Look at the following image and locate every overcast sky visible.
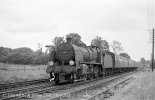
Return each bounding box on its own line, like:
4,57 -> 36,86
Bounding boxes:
0,0 -> 154,61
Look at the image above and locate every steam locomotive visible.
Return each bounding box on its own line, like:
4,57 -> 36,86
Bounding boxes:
46,38 -> 140,84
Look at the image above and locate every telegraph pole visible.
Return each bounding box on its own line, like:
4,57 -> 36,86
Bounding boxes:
152,28 -> 154,72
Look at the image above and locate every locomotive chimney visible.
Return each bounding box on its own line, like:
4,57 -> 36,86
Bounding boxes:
66,37 -> 72,43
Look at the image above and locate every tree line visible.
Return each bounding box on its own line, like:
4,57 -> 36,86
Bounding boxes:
0,33 -> 130,65
49,33 -> 131,58
0,47 -> 49,65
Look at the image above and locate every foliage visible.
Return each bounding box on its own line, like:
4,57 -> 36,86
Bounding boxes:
91,36 -> 109,51
66,33 -> 86,47
0,47 -> 12,63
111,40 -> 123,54
0,46 -> 48,65
33,53 -> 49,65
52,37 -> 65,48
120,52 -> 130,59
7,52 -> 34,64
45,45 -> 55,54
140,58 -> 146,64
14,47 -> 33,54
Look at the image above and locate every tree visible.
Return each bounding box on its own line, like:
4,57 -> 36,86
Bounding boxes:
10,52 -> 34,64
45,45 -> 55,54
52,37 -> 65,48
8,47 -> 34,64
120,52 -> 130,59
0,46 -> 50,65
140,58 -> 146,65
0,47 -> 12,63
33,53 -> 48,65
66,33 -> 86,47
14,47 -> 34,54
111,40 -> 123,54
91,36 -> 109,51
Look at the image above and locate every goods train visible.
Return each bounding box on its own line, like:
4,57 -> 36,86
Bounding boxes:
46,38 -> 140,84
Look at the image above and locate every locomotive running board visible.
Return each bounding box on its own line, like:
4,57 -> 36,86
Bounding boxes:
81,62 -> 102,65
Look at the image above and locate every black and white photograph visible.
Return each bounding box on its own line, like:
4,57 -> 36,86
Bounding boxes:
0,0 -> 154,100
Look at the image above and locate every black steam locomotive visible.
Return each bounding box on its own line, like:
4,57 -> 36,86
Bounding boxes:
46,38 -> 140,84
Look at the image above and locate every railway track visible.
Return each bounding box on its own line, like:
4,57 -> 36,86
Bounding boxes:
0,82 -> 56,100
87,77 -> 133,100
0,71 -> 137,100
0,79 -> 79,100
42,71 -> 136,100
0,78 -> 49,91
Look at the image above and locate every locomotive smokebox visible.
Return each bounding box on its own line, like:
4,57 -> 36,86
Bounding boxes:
66,37 -> 72,43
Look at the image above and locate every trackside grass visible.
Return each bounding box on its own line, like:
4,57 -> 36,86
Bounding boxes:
0,63 -> 49,84
109,70 -> 155,100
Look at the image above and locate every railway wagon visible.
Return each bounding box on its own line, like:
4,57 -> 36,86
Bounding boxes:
102,52 -> 137,74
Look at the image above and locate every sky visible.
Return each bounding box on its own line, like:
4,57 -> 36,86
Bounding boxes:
0,0 -> 154,61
